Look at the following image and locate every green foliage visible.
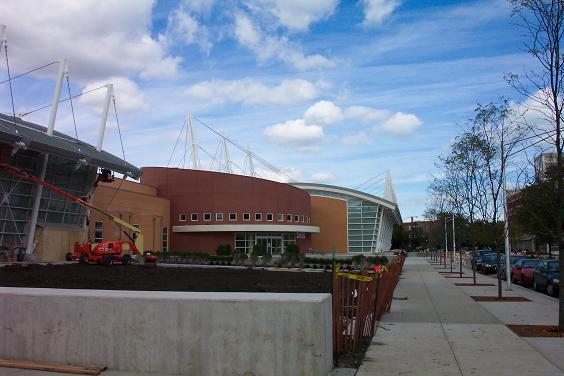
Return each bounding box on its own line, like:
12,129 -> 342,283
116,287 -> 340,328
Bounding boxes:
208,255 -> 233,262
285,244 -> 300,255
262,253 -> 273,264
251,243 -> 266,257
216,244 -> 233,256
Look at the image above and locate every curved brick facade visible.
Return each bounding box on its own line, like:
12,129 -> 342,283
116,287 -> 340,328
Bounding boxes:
141,168 -> 314,253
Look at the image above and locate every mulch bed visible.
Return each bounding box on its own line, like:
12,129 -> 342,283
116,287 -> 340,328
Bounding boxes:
507,325 -> 564,338
0,263 -> 332,293
455,283 -> 495,286
471,296 -> 531,302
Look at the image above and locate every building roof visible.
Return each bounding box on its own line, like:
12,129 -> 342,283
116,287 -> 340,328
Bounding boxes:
292,182 -> 403,224
0,113 -> 141,179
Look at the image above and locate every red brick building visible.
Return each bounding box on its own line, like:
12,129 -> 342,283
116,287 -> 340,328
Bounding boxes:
141,167 -> 319,254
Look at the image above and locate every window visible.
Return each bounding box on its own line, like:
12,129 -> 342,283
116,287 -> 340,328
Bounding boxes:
266,213 -> 273,221
229,213 -> 237,221
162,227 -> 168,252
216,213 -> 223,221
243,213 -> 251,221
277,214 -> 283,221
235,233 -> 255,254
204,213 -> 211,221
307,216 -> 310,223
287,214 -> 292,222
294,215 -> 299,222
94,220 -> 103,243
179,213 -> 186,221
301,215 -> 305,223
191,213 -> 198,221
255,213 -> 262,221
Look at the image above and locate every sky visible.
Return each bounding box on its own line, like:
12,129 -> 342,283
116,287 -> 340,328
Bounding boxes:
0,0 -> 540,219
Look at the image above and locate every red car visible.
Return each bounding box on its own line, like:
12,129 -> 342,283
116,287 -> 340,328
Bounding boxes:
511,259 -> 542,286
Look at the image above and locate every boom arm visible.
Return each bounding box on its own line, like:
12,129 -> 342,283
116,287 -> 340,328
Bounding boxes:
0,163 -> 144,253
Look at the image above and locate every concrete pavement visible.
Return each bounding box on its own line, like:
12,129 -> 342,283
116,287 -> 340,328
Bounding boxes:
356,256 -> 564,376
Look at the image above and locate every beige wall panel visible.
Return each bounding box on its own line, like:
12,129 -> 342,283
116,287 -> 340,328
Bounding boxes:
310,196 -> 348,253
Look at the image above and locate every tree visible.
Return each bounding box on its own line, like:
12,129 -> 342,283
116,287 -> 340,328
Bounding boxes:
473,100 -> 528,298
515,166 -> 563,256
508,0 -> 564,329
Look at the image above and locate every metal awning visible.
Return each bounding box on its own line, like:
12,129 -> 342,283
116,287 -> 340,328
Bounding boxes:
0,113 -> 141,179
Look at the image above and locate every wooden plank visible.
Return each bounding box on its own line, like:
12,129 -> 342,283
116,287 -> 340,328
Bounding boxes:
0,359 -> 106,375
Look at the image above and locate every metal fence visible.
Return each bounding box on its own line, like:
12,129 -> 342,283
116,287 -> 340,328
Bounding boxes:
332,254 -> 406,356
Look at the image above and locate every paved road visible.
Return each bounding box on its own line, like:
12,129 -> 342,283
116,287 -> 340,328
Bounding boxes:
356,256 -> 564,376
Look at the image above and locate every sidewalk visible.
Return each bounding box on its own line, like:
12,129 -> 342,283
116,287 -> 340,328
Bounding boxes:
356,256 -> 564,376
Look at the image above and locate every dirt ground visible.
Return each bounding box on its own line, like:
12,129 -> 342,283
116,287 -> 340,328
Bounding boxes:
0,264 -> 332,293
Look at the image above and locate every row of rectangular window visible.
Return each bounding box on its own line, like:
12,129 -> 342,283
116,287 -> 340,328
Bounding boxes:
179,212 -> 310,224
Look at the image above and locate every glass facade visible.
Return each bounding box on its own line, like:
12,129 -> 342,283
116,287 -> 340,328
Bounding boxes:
0,150 -> 94,246
305,189 -> 384,253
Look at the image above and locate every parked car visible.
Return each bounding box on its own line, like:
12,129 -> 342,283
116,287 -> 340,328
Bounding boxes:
472,250 -> 492,270
500,254 -> 528,280
533,260 -> 560,297
480,253 -> 499,274
511,259 -> 542,286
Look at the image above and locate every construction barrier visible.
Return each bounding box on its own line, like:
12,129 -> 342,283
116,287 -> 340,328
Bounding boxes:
332,253 -> 406,357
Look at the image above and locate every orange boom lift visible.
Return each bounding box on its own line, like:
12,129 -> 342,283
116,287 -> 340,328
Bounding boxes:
0,163 -> 156,265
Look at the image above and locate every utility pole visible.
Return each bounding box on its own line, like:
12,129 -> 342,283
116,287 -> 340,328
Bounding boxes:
502,165 -> 512,290
451,214 -> 455,273
444,216 -> 448,268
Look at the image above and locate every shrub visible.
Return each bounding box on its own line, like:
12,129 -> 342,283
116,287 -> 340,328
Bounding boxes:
285,244 -> 300,255
216,244 -> 233,256
351,254 -> 366,266
262,253 -> 273,265
252,243 -> 266,257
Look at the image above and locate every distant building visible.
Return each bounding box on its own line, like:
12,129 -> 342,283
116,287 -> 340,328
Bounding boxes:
534,152 -> 557,180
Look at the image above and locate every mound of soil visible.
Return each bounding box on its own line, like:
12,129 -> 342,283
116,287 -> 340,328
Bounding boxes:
0,264 -> 332,293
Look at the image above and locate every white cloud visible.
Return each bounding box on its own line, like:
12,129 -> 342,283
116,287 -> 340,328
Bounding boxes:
381,112 -> 422,135
184,78 -> 320,106
80,77 -> 148,114
249,0 -> 338,32
0,0 -> 181,82
161,6 -> 212,53
311,171 -> 336,182
264,119 -> 324,147
345,106 -> 391,123
304,100 -> 344,126
233,12 -> 335,70
255,167 -> 302,183
342,131 -> 372,145
362,0 -> 400,26
234,12 -> 262,46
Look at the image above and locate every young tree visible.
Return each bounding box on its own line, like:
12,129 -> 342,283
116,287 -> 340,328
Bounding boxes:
473,100 -> 528,298
508,0 -> 564,328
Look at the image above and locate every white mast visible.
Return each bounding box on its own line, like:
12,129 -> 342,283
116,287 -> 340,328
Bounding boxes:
25,58 -> 67,254
246,146 -> 255,177
221,132 -> 232,173
0,25 -> 6,55
188,113 -> 200,169
96,84 -> 113,152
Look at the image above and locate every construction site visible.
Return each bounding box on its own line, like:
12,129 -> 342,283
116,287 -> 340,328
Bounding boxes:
0,23 -> 407,376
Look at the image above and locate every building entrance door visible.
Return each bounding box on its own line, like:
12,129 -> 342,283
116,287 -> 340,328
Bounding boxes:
255,235 -> 283,255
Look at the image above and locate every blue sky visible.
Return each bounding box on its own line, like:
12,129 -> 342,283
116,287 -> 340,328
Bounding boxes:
0,0 -> 538,219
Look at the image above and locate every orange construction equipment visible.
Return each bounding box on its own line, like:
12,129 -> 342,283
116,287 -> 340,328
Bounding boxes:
0,163 -> 157,266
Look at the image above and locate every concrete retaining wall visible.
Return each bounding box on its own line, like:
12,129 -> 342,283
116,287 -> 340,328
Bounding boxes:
0,288 -> 333,376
